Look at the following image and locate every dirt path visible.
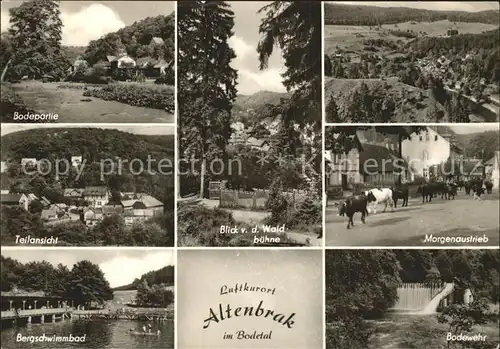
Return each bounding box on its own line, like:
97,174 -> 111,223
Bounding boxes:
325,194 -> 499,246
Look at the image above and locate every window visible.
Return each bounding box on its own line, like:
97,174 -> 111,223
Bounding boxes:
434,135 -> 438,141
419,136 -> 423,141
425,134 -> 430,141
333,153 -> 340,164
423,168 -> 429,178
423,150 -> 429,161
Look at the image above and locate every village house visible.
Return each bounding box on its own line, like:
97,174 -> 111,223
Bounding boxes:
326,136 -> 409,190
83,207 -> 103,227
401,126 -> 463,180
21,158 -> 37,168
150,36 -> 164,45
1,161 -> 6,173
102,205 -> 124,217
460,159 -> 485,180
83,187 -> 109,208
71,156 -> 83,167
485,151 -> 500,189
0,193 -> 29,211
63,188 -> 85,205
41,207 -> 59,221
120,194 -> 164,225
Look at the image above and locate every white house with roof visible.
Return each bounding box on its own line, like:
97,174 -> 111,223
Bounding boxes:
485,151 -> 499,189
71,156 -> 83,167
401,127 -> 461,179
83,186 -> 110,208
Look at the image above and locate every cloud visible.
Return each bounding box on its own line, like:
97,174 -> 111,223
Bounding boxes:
228,35 -> 254,60
1,4 -> 125,46
238,68 -> 286,95
61,4 -> 125,46
99,252 -> 172,288
228,35 -> 286,95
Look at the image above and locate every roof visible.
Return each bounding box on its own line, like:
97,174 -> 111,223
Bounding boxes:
0,194 -> 23,203
106,55 -> 117,62
358,143 -> 407,173
102,205 -> 124,214
154,59 -> 170,68
136,56 -> 156,67
63,188 -> 84,197
84,187 -> 108,196
151,37 -> 164,45
121,196 -> 163,209
41,208 -> 58,219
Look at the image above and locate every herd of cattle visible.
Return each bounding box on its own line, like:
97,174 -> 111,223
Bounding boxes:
336,178 -> 495,229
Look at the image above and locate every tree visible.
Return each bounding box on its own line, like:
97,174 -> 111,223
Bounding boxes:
66,260 -> 113,308
8,0 -> 69,80
178,1 -> 238,198
257,1 -> 321,153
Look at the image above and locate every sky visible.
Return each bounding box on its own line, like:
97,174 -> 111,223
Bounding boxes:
0,1 -> 174,46
227,1 -> 287,95
0,124 -> 174,137
1,248 -> 175,288
333,1 -> 500,12
450,124 -> 499,134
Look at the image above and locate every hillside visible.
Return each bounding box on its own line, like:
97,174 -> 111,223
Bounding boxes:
1,128 -> 174,162
83,13 -> 175,65
454,130 -> 500,160
324,3 -> 500,26
325,77 -> 441,123
232,90 -> 290,124
113,265 -> 174,291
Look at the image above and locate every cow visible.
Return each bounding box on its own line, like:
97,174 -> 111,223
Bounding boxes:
472,185 -> 485,200
338,192 -> 377,229
392,185 -> 409,208
484,180 -> 493,194
445,182 -> 458,199
466,178 -> 483,196
417,183 -> 433,203
364,188 -> 394,213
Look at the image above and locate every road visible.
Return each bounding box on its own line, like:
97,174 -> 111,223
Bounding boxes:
325,193 -> 499,246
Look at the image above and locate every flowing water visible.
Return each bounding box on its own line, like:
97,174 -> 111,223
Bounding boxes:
0,319 -> 174,349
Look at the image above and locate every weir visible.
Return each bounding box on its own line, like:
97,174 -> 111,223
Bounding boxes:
390,282 -> 455,315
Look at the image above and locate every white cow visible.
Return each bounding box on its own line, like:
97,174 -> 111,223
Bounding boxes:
364,188 -> 394,214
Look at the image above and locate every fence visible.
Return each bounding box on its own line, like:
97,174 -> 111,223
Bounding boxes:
219,189 -> 308,210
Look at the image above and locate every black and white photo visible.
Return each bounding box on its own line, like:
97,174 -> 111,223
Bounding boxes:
324,124 -> 499,246
0,248 -> 175,349
325,249 -> 499,349
1,124 -> 174,246
0,1 -> 175,123
177,1 -> 322,247
324,1 -> 500,123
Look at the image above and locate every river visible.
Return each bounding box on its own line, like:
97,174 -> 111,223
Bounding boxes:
0,318 -> 174,349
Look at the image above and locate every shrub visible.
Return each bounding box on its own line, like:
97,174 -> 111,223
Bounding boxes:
0,83 -> 46,122
177,204 -> 235,246
83,83 -> 174,112
288,198 -> 322,226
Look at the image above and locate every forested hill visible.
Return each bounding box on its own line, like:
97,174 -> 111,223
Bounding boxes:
1,128 -> 174,163
324,3 -> 500,26
113,265 -> 174,290
454,130 -> 500,161
83,13 -> 175,65
232,90 -> 291,124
